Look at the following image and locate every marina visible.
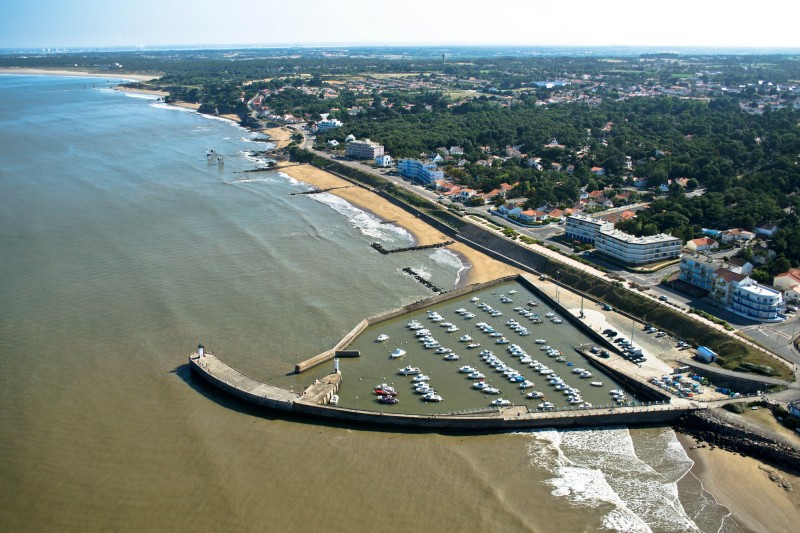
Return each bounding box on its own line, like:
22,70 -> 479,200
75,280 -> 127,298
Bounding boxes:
190,274 -> 707,429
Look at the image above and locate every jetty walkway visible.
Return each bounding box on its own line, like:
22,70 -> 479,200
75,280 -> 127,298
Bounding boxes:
189,348 -> 701,431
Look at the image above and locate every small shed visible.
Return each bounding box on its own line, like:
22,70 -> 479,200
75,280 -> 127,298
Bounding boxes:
696,346 -> 717,363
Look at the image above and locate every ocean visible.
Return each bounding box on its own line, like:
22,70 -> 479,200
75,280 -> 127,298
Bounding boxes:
0,74 -> 739,532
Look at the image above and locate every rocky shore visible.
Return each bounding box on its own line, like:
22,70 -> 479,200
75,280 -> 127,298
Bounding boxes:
675,408 -> 800,471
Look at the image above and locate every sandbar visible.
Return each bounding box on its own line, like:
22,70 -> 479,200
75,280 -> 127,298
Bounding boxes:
277,163 -> 518,286
678,433 -> 800,533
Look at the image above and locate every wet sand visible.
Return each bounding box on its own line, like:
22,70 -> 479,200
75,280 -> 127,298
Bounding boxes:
277,163 -> 518,286
678,433 -> 800,533
0,67 -> 160,82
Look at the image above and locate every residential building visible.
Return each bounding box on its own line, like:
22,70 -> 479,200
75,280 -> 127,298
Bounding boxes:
755,223 -> 779,238
317,118 -> 343,132
595,229 -> 682,265
375,154 -> 393,167
678,257 -> 785,322
720,228 -> 756,244
774,268 -> 800,293
686,237 -> 719,253
565,213 -> 613,243
397,159 -> 444,185
730,279 -> 784,321
518,210 -> 548,223
346,138 -> 384,159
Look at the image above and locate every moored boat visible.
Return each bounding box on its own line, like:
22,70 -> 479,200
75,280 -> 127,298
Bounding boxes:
390,348 -> 407,359
376,334 -> 389,342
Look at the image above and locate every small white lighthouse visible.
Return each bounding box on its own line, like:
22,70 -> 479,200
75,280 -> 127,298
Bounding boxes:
197,343 -> 205,357
334,358 -> 340,374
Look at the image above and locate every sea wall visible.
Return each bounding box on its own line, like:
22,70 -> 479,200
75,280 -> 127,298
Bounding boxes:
292,401 -> 689,430
676,359 -> 786,394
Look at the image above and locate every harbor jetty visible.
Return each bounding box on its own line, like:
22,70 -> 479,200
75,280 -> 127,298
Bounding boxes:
188,274 -> 714,432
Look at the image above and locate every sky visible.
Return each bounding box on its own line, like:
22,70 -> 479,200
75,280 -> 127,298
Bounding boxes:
3,0 -> 799,50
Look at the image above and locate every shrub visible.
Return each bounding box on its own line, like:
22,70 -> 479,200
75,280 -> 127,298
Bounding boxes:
723,402 -> 746,414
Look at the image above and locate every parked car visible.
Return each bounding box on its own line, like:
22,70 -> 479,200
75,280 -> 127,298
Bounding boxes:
602,304 -> 614,311
658,295 -> 669,302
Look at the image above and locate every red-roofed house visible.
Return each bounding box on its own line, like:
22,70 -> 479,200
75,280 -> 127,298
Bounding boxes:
720,228 -> 756,244
547,208 -> 565,221
519,209 -> 549,223
686,237 -> 719,253
774,269 -> 800,294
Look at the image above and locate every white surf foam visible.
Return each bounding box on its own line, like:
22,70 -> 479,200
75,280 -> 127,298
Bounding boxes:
428,248 -> 470,286
522,427 -> 701,533
120,92 -> 160,101
308,192 -> 414,242
230,176 -> 280,185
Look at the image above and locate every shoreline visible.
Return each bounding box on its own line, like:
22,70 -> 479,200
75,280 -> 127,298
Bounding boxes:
677,432 -> 800,533
0,67 -> 160,82
276,163 -> 518,286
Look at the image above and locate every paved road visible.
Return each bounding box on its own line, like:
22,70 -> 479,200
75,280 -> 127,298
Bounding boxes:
285,126 -> 800,379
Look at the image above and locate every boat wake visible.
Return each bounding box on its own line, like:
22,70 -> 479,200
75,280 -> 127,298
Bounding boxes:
520,427 -> 702,533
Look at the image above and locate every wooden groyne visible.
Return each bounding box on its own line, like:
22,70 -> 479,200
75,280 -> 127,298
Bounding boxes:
402,267 -> 444,294
370,240 -> 454,255
289,186 -> 353,196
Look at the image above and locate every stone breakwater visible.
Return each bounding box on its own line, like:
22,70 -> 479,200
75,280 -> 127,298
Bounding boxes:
675,409 -> 800,471
370,241 -> 454,255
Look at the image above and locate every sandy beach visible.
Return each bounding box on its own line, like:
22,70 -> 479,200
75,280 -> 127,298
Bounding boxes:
277,163 -> 518,286
0,67 -> 160,82
678,433 -> 800,533
258,126 -> 294,149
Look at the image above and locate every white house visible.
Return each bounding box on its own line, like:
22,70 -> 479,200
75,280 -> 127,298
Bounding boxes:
755,223 -> 779,238
375,154 -> 393,167
327,139 -> 339,147
686,237 -> 719,253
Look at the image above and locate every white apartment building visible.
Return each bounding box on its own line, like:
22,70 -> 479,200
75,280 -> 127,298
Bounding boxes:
397,158 -> 444,185
317,118 -> 343,132
564,213 -> 613,242
595,229 -> 682,265
345,138 -> 384,159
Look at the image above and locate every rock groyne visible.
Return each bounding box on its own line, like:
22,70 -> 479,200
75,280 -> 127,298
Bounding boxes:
675,409 -> 800,471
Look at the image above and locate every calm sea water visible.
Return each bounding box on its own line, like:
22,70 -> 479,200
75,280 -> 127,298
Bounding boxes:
0,75 -> 738,532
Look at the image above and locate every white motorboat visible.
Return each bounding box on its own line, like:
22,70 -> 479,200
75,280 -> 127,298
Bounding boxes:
590,381 -> 604,387
329,394 -> 339,406
440,322 -> 454,328
508,290 -> 518,295
473,381 -> 489,390
572,367 -> 585,374
535,339 -> 547,344
446,325 -> 459,332
609,389 -> 624,396
412,374 -> 431,382
458,365 -> 476,373
398,366 -> 421,375
466,342 -> 481,349
463,313 -> 476,319
495,337 -> 509,344
468,371 -> 486,380
414,384 -> 434,394
483,386 -> 501,394
443,353 -> 461,361
526,391 -> 545,399
545,312 -> 555,318
491,398 -> 512,407
421,392 -> 443,402
415,329 -> 431,337
579,370 -> 593,378
390,348 -> 407,359
538,402 -> 556,410
423,342 -> 440,349
519,380 -> 535,389
376,334 -> 389,342
459,335 -> 474,342
470,297 -> 479,302
552,318 -> 563,324
455,308 -> 468,314
435,347 -> 452,354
